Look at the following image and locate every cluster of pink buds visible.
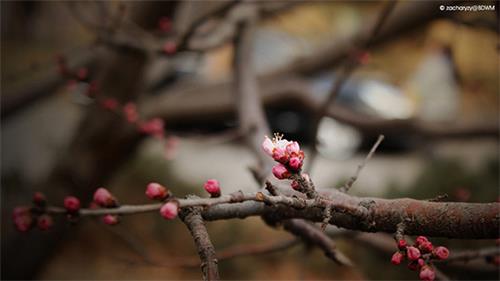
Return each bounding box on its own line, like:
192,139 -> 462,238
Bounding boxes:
144,182 -> 178,220
55,54 -> 99,99
55,54 -> 175,160
203,179 -> 221,198
13,192 -> 55,232
262,134 -> 305,180
93,188 -> 120,225
391,236 -> 449,281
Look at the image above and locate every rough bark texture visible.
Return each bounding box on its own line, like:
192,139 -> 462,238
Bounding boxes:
180,207 -> 220,281
202,190 -> 500,239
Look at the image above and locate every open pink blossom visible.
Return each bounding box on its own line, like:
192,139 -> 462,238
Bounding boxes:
160,201 -> 178,220
146,182 -> 169,200
204,179 -> 221,197
262,136 -> 274,156
272,164 -> 290,180
286,141 -> 300,155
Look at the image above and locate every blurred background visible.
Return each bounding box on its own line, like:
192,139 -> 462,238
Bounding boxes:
1,1 -> 499,280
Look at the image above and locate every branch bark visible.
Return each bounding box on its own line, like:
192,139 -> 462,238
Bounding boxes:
180,207 -> 220,281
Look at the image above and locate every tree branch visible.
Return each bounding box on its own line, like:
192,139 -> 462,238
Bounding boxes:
45,189 -> 499,239
179,206 -> 220,281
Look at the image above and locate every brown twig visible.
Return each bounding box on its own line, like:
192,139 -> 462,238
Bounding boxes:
283,219 -> 353,266
339,134 -> 385,193
179,206 -> 220,281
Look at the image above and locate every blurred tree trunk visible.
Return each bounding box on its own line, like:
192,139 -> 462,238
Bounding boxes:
1,2 -> 178,279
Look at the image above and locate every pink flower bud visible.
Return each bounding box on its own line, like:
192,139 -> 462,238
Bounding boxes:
138,118 -> 164,138
93,188 -> 117,208
123,102 -> 138,123
86,80 -> 99,97
33,192 -> 46,206
417,258 -> 425,267
145,182 -> 169,200
88,202 -> 99,209
101,98 -> 118,111
158,16 -> 171,32
391,251 -> 405,265
272,147 -> 288,164
64,196 -> 81,213
291,180 -> 300,191
102,214 -> 119,225
160,201 -> 178,220
419,241 -> 434,253
37,214 -> 53,231
163,41 -> 177,55
288,156 -> 303,171
204,179 -> 221,197
397,239 -> 407,250
286,141 -> 300,155
407,246 -> 421,261
419,266 -> 435,281
14,213 -> 32,232
272,164 -> 290,180
415,236 -> 429,246
12,206 -> 29,219
432,246 -> 449,260
77,67 -> 88,80
262,136 -> 274,157
407,260 -> 419,271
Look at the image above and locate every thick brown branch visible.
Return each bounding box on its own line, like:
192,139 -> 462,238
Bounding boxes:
179,207 -> 220,281
47,189 -> 499,239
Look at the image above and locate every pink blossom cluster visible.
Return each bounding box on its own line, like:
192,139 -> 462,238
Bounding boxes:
262,134 -> 305,180
144,182 -> 178,220
391,236 -> 450,281
92,188 -> 120,225
13,192 -> 55,232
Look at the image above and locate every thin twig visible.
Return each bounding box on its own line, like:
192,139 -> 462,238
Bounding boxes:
339,134 -> 385,193
306,1 -> 397,172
